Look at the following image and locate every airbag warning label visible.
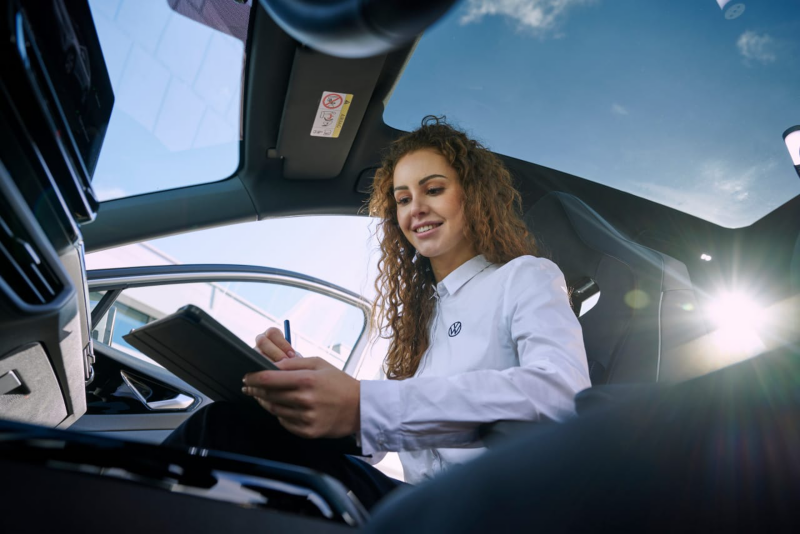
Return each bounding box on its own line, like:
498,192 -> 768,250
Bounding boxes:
311,91 -> 353,138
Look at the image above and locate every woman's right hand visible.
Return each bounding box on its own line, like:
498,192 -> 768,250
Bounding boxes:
254,327 -> 300,363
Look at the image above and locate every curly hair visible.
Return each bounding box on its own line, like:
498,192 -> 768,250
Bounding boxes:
367,116 -> 537,380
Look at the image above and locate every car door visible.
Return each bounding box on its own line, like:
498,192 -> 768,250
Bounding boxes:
70,264 -> 373,445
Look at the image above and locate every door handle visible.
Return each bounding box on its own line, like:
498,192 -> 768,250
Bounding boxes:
144,393 -> 195,411
120,370 -> 196,411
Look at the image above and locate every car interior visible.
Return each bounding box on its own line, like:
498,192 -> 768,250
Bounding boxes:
1,0 -> 799,531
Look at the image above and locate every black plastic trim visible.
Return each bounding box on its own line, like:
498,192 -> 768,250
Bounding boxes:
0,159 -> 74,314
89,287 -> 121,330
82,177 -> 257,253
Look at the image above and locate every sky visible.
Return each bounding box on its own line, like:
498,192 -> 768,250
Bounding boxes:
385,0 -> 800,228
87,0 -> 243,201
85,0 -> 800,292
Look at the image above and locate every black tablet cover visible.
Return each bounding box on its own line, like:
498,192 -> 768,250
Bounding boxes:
123,305 -> 278,403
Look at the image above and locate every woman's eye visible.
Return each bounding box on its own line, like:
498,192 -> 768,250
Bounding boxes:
396,197 -> 410,205
427,187 -> 444,195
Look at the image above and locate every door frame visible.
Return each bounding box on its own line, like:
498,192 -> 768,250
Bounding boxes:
72,264 -> 374,441
87,263 -> 374,376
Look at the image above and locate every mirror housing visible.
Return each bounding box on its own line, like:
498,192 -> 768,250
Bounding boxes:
259,0 -> 460,58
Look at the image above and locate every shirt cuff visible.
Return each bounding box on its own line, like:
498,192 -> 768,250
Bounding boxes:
359,379 -> 403,455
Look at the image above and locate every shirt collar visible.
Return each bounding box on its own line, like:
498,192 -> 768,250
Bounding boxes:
436,255 -> 492,297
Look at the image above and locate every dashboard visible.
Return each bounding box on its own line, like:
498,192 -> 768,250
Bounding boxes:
0,0 -> 112,428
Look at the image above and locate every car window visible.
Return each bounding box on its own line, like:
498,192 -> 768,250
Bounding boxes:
87,0 -> 251,201
91,296 -> 154,354
86,216 -> 386,375
91,280 -> 367,371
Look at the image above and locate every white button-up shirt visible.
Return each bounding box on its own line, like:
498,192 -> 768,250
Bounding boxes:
359,254 -> 591,484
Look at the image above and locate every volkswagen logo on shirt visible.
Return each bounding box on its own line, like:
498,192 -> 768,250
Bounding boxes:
448,321 -> 462,337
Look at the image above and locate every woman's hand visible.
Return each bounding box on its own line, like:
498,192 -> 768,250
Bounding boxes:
254,327 -> 300,362
242,357 -> 360,439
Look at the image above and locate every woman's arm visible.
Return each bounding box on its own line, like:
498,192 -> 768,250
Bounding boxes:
358,258 -> 591,455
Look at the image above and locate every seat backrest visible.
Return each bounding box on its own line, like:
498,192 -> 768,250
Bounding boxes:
524,192 -> 710,384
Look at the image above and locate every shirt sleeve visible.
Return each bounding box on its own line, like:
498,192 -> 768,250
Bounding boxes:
358,257 -> 591,456
353,365 -> 389,464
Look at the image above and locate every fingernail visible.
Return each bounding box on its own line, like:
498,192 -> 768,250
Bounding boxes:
241,387 -> 248,395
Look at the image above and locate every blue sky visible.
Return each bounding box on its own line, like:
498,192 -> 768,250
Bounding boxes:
88,0 -> 243,200
385,0 -> 800,228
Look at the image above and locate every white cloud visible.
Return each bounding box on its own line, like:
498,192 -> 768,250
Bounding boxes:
460,0 -> 594,35
627,158 -> 779,227
737,31 -> 776,64
611,103 -> 629,116
701,159 -> 754,201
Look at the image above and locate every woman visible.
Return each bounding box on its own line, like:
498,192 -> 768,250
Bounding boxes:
165,116 -> 590,508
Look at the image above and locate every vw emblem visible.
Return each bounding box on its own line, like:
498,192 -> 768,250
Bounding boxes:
448,321 -> 462,337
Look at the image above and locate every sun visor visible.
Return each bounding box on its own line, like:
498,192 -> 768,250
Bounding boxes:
275,48 -> 384,180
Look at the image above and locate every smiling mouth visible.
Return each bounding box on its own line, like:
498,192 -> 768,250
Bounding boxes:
415,223 -> 442,234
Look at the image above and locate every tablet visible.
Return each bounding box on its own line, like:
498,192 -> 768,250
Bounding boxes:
123,304 -> 278,403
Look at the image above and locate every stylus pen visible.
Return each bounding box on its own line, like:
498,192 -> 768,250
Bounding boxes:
283,319 -> 291,345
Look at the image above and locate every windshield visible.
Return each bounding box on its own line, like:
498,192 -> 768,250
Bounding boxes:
385,0 -> 800,228
88,0 -> 251,201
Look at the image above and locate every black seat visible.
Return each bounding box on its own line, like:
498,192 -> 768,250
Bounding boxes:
481,192 -> 712,445
524,192 -> 711,385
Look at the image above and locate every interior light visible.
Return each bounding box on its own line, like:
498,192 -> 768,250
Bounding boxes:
707,292 -> 766,356
784,126 -> 800,179
716,0 -> 745,19
700,254 -> 712,262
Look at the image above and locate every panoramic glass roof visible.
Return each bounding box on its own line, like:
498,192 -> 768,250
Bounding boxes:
88,0 -> 251,201
385,0 -> 800,228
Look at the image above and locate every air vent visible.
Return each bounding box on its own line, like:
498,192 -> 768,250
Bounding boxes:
0,196 -> 63,305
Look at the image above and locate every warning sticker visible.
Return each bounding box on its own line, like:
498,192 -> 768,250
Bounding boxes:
310,91 -> 353,138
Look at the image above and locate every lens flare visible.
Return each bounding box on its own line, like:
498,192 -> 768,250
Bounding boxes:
707,292 -> 766,356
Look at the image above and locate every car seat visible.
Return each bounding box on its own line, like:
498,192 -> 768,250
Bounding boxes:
481,192 -> 713,445
524,192 -> 711,385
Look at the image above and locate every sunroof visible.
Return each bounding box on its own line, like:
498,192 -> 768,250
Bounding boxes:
385,0 -> 800,228
88,0 -> 251,201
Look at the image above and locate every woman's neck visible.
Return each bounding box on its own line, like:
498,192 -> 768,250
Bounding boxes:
430,248 -> 479,283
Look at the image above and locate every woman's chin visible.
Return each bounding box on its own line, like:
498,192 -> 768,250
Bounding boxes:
414,246 -> 438,259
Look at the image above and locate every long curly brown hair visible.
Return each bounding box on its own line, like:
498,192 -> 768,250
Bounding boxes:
367,116 -> 537,380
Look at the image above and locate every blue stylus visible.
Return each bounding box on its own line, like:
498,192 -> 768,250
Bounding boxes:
283,319 -> 291,345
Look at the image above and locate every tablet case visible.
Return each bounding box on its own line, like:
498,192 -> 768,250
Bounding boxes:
123,305 -> 277,403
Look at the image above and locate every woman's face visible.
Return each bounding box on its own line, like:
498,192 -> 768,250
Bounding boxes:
393,149 -> 476,277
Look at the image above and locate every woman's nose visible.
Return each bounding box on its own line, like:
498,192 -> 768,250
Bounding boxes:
409,195 -> 428,216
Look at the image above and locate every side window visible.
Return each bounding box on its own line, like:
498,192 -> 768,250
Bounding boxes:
90,280 -> 367,371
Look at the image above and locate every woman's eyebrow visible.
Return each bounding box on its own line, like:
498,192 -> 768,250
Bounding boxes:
393,174 -> 448,192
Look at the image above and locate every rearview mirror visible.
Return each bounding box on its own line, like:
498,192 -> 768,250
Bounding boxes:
259,0 -> 460,58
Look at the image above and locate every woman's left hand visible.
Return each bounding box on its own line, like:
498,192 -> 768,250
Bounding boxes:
242,357 -> 360,439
